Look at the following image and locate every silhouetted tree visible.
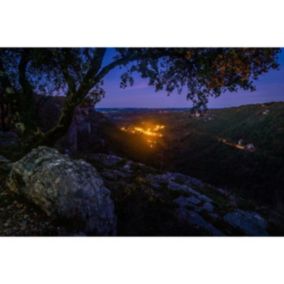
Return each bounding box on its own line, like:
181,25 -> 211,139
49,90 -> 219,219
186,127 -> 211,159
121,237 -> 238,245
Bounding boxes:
0,48 -> 280,148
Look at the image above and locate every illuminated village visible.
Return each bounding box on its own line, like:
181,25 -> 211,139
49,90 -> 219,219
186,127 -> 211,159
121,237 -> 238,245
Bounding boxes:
120,123 -> 165,148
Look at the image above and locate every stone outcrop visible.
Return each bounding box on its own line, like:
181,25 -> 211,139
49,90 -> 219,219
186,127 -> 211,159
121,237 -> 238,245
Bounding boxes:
87,153 -> 272,236
224,210 -> 268,236
7,147 -> 116,235
2,148 -> 276,236
64,107 -> 118,154
36,96 -> 117,154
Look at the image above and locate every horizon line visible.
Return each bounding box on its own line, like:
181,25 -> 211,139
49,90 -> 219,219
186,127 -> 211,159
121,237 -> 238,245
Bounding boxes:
96,101 -> 284,110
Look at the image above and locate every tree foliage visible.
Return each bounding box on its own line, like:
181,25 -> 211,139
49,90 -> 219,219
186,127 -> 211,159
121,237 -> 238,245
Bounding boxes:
0,48 -> 280,148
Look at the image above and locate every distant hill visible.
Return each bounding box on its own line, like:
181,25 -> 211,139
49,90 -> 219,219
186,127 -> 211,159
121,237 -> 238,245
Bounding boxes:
167,103 -> 284,208
104,102 -> 284,211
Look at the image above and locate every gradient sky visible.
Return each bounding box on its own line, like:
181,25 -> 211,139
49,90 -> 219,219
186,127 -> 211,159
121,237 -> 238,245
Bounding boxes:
97,48 -> 284,108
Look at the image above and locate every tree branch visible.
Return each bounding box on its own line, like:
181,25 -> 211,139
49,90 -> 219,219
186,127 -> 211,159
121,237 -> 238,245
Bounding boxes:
94,49 -> 185,83
18,49 -> 34,96
77,48 -> 107,94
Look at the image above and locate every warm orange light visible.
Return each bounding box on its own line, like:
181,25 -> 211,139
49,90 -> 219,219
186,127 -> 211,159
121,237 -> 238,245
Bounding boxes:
218,137 -> 256,152
120,123 -> 165,148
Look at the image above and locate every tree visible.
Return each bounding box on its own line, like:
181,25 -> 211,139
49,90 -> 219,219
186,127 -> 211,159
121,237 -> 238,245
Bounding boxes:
0,48 -> 280,149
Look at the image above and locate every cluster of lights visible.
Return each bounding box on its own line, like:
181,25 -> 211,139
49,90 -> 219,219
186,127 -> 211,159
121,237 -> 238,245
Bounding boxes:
120,124 -> 165,148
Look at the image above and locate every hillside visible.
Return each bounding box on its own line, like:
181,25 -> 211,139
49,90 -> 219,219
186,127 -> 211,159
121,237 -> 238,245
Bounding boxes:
104,102 -> 284,211
0,102 -> 283,235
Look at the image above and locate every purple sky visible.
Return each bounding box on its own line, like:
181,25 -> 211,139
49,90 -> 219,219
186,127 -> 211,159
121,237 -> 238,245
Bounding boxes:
97,49 -> 284,109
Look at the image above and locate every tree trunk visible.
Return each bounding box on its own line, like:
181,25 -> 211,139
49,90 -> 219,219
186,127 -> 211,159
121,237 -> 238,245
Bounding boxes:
18,51 -> 38,132
25,91 -> 85,152
24,49 -> 107,152
37,102 -> 77,147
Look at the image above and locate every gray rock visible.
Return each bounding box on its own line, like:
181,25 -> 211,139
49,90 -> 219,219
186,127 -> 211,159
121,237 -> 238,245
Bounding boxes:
101,169 -> 131,180
187,196 -> 202,205
91,153 -> 123,168
7,147 -> 116,235
165,172 -> 204,187
168,180 -> 192,193
122,162 -> 132,172
168,181 -> 212,202
145,174 -> 171,189
192,191 -> 212,203
175,196 -> 201,207
183,176 -> 204,188
201,202 -> 214,213
167,172 -> 204,187
178,209 -> 224,236
145,174 -> 214,205
174,195 -> 222,235
223,210 -> 268,236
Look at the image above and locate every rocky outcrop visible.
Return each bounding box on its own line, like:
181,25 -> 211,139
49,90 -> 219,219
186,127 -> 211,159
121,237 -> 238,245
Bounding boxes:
36,96 -> 118,154
2,149 -> 276,236
7,147 -> 116,235
224,210 -> 268,236
87,153 -> 272,236
64,109 -> 118,154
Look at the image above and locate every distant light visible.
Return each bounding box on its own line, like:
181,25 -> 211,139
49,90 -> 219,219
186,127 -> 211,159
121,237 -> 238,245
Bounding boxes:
120,123 -> 166,148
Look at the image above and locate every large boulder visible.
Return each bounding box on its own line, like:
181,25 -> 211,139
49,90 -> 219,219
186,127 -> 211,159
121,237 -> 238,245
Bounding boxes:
7,147 -> 116,235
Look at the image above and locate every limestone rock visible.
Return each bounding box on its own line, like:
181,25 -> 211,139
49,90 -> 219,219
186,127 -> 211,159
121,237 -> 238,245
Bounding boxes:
7,147 -> 116,235
93,153 -> 123,168
202,202 -> 214,213
177,209 -> 224,236
223,210 -> 268,236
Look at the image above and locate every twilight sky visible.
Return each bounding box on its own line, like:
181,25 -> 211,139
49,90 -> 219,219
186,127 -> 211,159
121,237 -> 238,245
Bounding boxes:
97,48 -> 284,109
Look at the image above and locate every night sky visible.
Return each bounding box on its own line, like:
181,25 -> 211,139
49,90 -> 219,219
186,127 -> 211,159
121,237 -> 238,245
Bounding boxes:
97,48 -> 284,109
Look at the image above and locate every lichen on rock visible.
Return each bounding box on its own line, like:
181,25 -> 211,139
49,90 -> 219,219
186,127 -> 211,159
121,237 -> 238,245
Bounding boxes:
7,146 -> 116,235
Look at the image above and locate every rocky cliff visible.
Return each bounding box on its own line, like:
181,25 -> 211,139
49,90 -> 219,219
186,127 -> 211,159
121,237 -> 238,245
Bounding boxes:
36,96 -> 118,154
85,153 -> 272,236
0,147 -> 282,236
